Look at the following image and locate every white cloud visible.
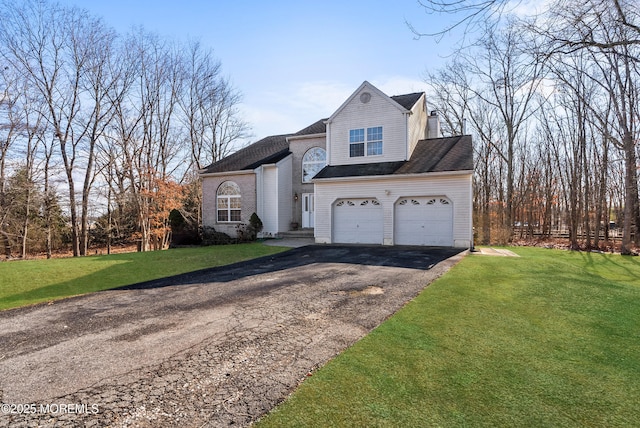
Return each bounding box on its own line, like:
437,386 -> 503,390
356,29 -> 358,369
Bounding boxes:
289,81 -> 354,115
242,81 -> 352,141
239,104 -> 299,142
504,0 -> 553,18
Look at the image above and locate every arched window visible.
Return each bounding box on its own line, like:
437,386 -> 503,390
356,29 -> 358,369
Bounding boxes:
217,181 -> 241,222
302,147 -> 327,183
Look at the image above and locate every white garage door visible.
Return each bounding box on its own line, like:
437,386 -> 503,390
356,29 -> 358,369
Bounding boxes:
333,198 -> 383,244
395,197 -> 453,246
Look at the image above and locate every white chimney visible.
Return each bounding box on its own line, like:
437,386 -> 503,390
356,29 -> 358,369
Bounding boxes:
427,110 -> 441,139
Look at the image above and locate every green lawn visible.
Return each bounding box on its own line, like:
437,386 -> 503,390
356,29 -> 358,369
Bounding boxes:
0,243 -> 287,311
257,247 -> 640,427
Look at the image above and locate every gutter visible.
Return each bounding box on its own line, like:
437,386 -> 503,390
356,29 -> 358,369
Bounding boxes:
286,132 -> 326,142
312,169 -> 474,183
198,169 -> 255,178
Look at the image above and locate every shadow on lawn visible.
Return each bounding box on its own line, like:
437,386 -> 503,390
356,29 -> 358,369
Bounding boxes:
113,245 -> 464,291
0,245 -> 463,311
579,251 -> 640,284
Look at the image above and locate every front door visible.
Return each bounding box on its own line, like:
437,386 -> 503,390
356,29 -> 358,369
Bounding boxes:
302,193 -> 314,228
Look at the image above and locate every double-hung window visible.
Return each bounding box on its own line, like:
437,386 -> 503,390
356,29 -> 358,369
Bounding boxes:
367,126 -> 383,156
349,128 -> 365,157
349,126 -> 382,157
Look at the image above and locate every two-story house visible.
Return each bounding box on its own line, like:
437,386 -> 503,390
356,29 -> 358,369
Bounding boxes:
199,81 -> 473,248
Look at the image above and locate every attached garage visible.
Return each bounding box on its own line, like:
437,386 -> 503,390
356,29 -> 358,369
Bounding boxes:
333,198 -> 383,244
313,135 -> 473,248
394,196 -> 454,246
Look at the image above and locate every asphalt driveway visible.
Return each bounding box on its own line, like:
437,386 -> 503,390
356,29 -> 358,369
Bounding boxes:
0,245 -> 464,427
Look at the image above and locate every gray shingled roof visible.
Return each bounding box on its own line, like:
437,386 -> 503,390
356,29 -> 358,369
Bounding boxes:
293,118 -> 327,136
200,91 -> 428,175
200,134 -> 291,174
396,135 -> 473,174
390,92 -> 423,110
313,135 -> 473,179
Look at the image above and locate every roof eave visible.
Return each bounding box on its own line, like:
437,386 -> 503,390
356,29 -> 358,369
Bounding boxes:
199,169 -> 255,178
313,169 -> 474,182
286,132 -> 327,142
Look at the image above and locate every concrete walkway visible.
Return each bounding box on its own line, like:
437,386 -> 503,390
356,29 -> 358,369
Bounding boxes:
262,237 -> 315,248
474,247 -> 520,257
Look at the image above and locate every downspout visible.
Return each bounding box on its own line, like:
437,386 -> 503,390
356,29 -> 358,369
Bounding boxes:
469,174 -> 474,251
325,120 -> 331,164
255,165 -> 264,224
404,112 -> 409,160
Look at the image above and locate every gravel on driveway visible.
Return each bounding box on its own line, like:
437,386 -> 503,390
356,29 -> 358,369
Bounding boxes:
0,245 -> 464,427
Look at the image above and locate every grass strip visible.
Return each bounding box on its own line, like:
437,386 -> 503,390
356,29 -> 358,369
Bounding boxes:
0,243 -> 287,311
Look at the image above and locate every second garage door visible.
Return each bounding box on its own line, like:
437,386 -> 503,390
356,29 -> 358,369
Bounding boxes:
333,198 -> 383,244
395,197 -> 453,246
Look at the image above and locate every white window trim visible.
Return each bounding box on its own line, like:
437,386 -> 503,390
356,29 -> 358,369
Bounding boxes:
302,147 -> 327,183
349,126 -> 383,158
217,182 -> 242,223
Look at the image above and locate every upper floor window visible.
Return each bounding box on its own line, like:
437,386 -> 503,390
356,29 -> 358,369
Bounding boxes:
217,181 -> 241,222
349,126 -> 383,157
367,126 -> 383,156
302,147 -> 327,183
349,129 -> 364,157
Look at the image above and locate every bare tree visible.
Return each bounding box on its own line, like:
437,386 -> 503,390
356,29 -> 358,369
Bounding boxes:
74,19 -> 123,256
539,0 -> 640,56
425,59 -> 471,136
408,0 -> 510,42
0,0 -> 118,256
114,29 -> 186,251
180,41 -> 250,171
1,0 -> 250,256
0,65 -> 19,257
413,0 -> 640,50
542,0 -> 640,253
463,22 -> 546,236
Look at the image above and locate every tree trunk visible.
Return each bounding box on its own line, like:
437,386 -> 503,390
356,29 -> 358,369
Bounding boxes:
621,131 -> 638,255
1,230 -> 11,259
582,136 -> 591,250
20,199 -> 29,259
593,138 -> 608,249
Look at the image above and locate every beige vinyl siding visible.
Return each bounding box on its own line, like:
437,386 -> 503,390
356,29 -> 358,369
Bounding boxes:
314,173 -> 472,248
276,155 -> 293,232
255,155 -> 293,237
259,165 -> 278,235
407,94 -> 428,157
328,89 -> 408,165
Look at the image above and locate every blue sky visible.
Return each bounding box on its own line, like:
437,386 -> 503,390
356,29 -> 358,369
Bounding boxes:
57,0 -> 461,143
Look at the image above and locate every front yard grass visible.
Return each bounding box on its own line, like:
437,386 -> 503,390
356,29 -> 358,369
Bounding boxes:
258,247 -> 640,427
0,243 -> 287,311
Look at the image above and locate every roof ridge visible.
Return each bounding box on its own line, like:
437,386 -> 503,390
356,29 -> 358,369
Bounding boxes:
390,91 -> 423,97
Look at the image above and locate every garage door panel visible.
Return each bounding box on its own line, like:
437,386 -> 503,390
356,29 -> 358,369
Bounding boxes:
395,197 -> 453,246
333,199 -> 383,244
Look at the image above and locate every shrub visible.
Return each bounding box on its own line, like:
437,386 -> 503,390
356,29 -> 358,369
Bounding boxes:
235,213 -> 264,242
249,212 -> 263,237
201,226 -> 233,245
